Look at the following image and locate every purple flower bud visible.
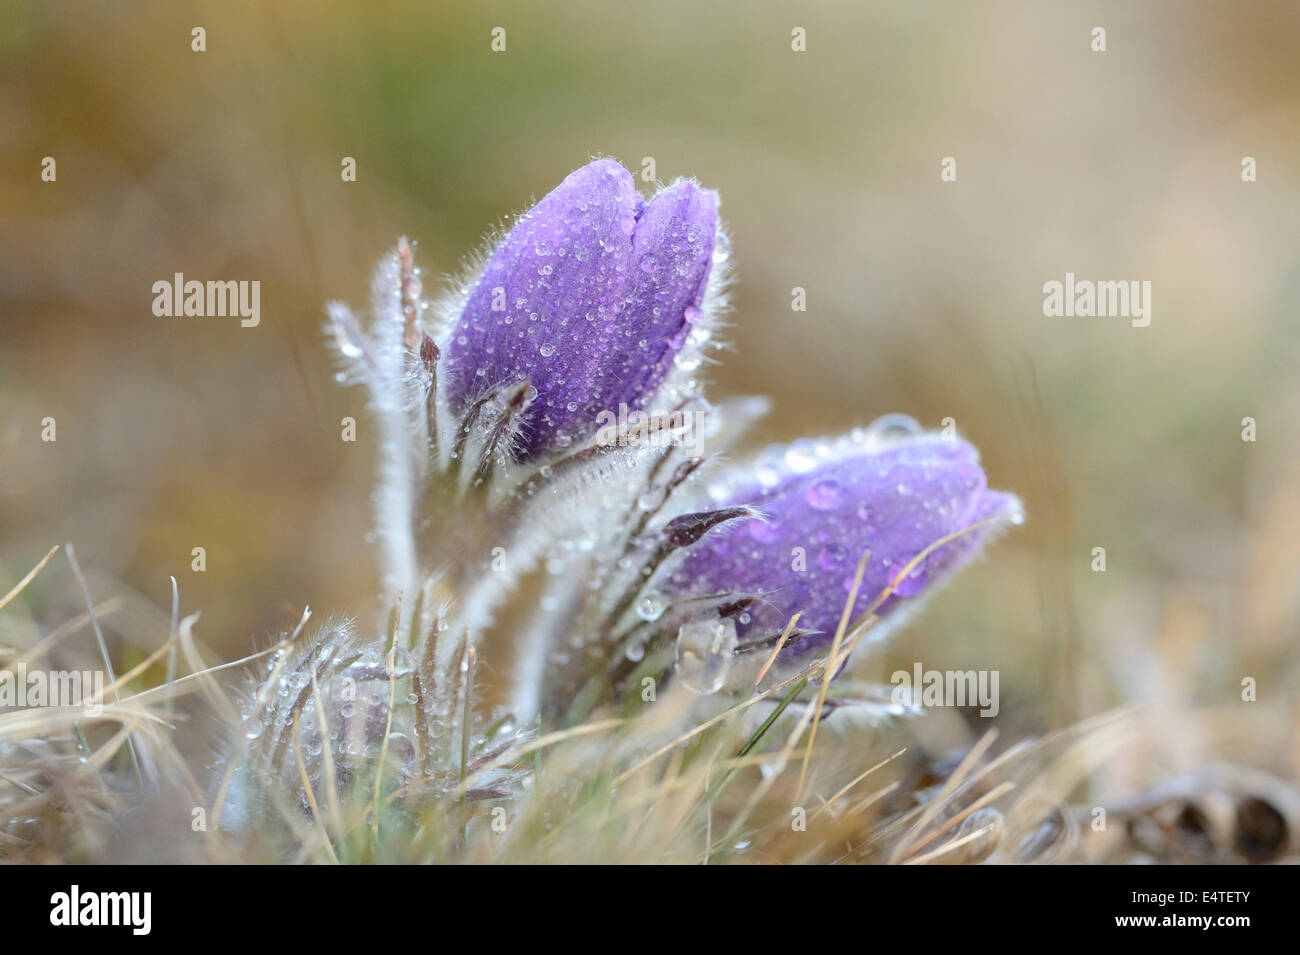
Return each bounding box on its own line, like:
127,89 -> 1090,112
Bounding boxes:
443,159 -> 719,459
665,433 -> 1021,652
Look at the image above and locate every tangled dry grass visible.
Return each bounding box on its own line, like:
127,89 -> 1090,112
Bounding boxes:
3,543 -> 1294,865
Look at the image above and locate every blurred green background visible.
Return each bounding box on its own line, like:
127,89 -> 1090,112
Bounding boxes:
2,1 -> 1298,783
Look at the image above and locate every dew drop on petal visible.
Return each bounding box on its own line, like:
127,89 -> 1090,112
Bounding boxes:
756,463 -> 782,488
805,478 -> 843,511
863,413 -> 922,449
785,439 -> 818,473
818,544 -> 848,570
891,554 -> 929,596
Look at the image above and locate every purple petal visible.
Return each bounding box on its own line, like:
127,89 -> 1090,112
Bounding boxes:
444,159 -> 638,455
600,180 -> 718,414
443,159 -> 719,459
664,435 -> 1021,652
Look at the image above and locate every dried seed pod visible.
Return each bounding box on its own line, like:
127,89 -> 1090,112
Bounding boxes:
1234,796 -> 1288,863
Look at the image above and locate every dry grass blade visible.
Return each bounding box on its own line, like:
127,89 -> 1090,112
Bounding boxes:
8,598 -> 121,670
796,550 -> 869,799
0,545 -> 59,614
903,822 -> 998,865
889,728 -> 1000,863
613,661 -> 822,787
754,612 -> 800,688
308,668 -> 345,839
810,748 -> 907,822
293,710 -> 339,864
900,780 -> 1016,861
453,718 -> 625,800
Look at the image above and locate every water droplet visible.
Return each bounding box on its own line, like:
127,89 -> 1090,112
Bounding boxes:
636,591 -> 668,621
638,252 -> 659,273
956,807 -> 1003,862
712,233 -> 731,264
333,326 -> 363,359
805,478 -> 843,511
687,326 -> 711,347
243,717 -> 264,740
756,462 -> 782,488
683,305 -> 702,324
539,342 -> 556,357
891,554 -> 929,596
785,439 -> 818,473
675,617 -> 738,695
818,544 -> 848,570
863,413 -> 922,448
624,641 -> 646,663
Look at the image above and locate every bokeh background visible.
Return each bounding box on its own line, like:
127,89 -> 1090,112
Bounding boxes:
3,1 -> 1299,796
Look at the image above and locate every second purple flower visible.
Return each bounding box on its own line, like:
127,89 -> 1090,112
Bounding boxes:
664,428 -> 1022,654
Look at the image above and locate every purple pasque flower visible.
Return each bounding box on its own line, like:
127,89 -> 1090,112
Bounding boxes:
664,426 -> 1021,653
443,158 -> 719,460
